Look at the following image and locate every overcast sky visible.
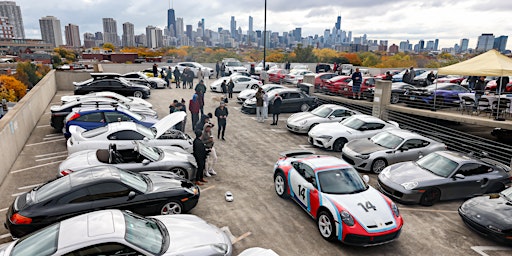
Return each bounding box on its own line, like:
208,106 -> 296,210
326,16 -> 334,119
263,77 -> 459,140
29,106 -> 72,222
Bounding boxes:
14,0 -> 511,49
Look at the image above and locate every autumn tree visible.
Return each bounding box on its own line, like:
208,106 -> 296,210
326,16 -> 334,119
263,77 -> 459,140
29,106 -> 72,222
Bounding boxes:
53,48 -> 77,63
359,52 -> 381,67
14,62 -> 50,89
0,75 -> 27,101
291,44 -> 317,63
102,43 -> 115,51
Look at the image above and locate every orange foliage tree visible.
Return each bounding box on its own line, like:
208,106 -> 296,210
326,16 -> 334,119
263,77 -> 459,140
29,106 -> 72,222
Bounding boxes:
340,53 -> 362,66
0,75 -> 27,101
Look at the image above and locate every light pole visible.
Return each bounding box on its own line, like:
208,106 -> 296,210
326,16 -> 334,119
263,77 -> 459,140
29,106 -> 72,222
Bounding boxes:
263,0 -> 267,69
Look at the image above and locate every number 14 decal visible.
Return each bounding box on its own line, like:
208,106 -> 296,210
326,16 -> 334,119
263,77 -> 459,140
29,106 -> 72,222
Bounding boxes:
298,185 -> 306,200
358,201 -> 377,212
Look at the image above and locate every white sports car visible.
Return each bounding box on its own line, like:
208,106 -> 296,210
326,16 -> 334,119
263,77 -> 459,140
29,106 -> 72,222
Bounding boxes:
210,75 -> 262,93
67,112 -> 191,154
308,114 -> 400,152
61,91 -> 153,109
123,71 -> 167,88
237,84 -> 286,103
273,151 -> 403,246
175,62 -> 214,78
286,104 -> 360,133
284,69 -> 315,84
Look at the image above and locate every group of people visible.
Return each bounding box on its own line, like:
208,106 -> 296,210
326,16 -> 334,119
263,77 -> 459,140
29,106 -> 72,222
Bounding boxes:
219,79 -> 235,99
402,66 -> 416,85
162,66 -> 206,89
254,87 -> 283,125
215,61 -> 227,78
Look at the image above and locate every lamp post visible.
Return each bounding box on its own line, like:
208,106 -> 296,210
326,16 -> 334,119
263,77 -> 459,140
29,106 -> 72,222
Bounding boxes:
263,0 -> 267,69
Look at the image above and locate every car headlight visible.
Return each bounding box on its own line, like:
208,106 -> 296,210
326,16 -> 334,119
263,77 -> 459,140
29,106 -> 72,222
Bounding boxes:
356,154 -> 370,159
184,187 -> 198,195
401,181 -> 418,190
299,120 -> 308,125
212,243 -> 229,254
391,202 -> 400,217
317,135 -> 332,140
487,225 -> 502,233
341,210 -> 355,226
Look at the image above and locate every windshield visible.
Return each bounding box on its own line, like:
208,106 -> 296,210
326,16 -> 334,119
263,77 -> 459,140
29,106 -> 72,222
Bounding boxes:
11,223 -> 59,255
311,105 -> 333,118
124,212 -> 164,254
36,176 -> 71,202
123,109 -> 143,121
371,132 -> 404,149
120,170 -> 148,192
341,116 -> 365,130
82,126 -> 109,138
137,143 -> 161,161
137,125 -> 156,139
227,62 -> 243,67
416,152 -> 458,178
318,168 -> 368,194
138,72 -> 149,79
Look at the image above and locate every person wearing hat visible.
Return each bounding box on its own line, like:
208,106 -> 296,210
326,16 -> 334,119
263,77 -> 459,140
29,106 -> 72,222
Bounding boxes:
215,101 -> 228,140
192,129 -> 208,185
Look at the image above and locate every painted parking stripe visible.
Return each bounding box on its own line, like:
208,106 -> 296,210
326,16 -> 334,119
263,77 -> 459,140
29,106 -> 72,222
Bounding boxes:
471,246 -> 512,256
0,234 -> 12,240
0,208 -> 7,212
25,138 -> 65,146
200,185 -> 215,192
10,160 -> 63,174
44,133 -> 62,138
399,207 -> 458,214
36,124 -> 51,128
18,184 -> 42,190
232,231 -> 252,244
43,137 -> 64,141
35,155 -> 68,162
11,192 -> 25,197
35,151 -> 68,158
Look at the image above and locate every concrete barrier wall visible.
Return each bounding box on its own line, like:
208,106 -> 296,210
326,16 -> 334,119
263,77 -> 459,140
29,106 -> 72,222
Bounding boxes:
55,70 -> 93,91
0,70 -> 57,181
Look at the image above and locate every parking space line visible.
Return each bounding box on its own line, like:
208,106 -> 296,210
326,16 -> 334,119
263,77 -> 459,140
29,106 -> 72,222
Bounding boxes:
36,155 -> 68,162
18,184 -> 42,190
201,185 -> 215,192
44,133 -> 62,138
399,207 -> 458,214
10,161 -> 63,174
43,137 -> 64,141
471,246 -> 512,256
36,124 -> 51,128
0,208 -> 7,212
0,234 -> 11,240
299,144 -> 315,149
232,231 -> 252,245
35,151 -> 68,158
11,192 -> 25,197
25,138 -> 65,146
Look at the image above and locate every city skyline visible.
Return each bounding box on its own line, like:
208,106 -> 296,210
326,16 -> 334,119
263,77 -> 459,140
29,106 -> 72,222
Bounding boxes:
5,0 -> 512,50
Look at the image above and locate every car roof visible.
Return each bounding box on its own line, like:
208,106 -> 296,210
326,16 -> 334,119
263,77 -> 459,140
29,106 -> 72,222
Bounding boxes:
383,129 -> 435,141
349,114 -> 385,123
58,209 -> 126,250
432,151 -> 478,164
296,155 -> 352,172
317,104 -> 352,111
69,166 -> 120,188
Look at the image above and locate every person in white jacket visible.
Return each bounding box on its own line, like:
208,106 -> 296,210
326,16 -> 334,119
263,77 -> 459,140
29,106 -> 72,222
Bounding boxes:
262,91 -> 269,120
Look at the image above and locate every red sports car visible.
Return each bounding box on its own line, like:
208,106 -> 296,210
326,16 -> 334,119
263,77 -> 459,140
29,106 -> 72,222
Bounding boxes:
268,69 -> 289,84
338,77 -> 376,98
323,76 -> 352,94
315,73 -> 338,89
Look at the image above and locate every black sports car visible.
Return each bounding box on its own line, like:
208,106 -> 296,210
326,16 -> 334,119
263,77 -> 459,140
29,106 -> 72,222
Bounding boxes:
5,165 -> 199,238
363,82 -> 417,104
459,187 -> 512,245
241,88 -> 318,114
74,77 -> 151,99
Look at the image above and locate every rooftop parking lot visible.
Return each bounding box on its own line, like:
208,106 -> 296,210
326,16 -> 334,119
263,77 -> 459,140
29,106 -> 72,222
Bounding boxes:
0,79 -> 511,255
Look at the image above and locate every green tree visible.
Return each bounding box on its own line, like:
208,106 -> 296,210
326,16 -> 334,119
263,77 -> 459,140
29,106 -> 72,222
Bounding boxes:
359,52 -> 381,67
103,43 -> 115,51
14,62 -> 49,89
291,44 -> 317,63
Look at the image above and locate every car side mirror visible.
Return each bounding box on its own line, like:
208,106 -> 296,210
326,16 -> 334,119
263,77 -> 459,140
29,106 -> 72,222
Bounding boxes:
363,175 -> 370,183
328,115 -> 335,120
128,191 -> 136,199
142,159 -> 150,165
454,173 -> 465,180
401,146 -> 409,152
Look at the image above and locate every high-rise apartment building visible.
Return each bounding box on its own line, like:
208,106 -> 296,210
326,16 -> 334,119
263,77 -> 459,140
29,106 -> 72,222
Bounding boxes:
102,18 -> 119,46
459,38 -> 469,53
0,1 -> 24,38
167,8 -> 176,36
64,23 -> 80,47
230,16 -> 236,39
39,16 -> 62,47
493,35 -> 508,53
476,33 -> 494,52
146,26 -> 163,48
0,16 -> 14,39
248,16 -> 253,42
122,22 -> 135,47
176,17 -> 184,37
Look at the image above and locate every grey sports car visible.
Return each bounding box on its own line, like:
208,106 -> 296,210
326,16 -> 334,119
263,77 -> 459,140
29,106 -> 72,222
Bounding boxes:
342,130 -> 446,173
286,104 -> 360,133
59,141 -> 197,180
378,151 -> 511,206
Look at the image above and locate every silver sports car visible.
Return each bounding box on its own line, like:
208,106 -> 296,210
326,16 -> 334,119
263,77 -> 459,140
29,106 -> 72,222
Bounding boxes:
342,130 -> 446,173
286,104 -> 360,133
59,141 -> 197,180
378,151 -> 511,206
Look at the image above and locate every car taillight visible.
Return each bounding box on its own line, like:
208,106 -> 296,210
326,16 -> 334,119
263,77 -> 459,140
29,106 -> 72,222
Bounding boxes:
10,213 -> 32,224
60,169 -> 74,176
68,113 -> 80,121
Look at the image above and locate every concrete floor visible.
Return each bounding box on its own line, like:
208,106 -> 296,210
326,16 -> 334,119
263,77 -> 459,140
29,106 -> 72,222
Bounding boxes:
0,79 -> 511,255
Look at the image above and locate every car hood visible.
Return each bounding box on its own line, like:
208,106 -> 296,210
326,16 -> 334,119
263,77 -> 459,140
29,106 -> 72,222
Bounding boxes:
287,112 -> 317,123
345,139 -> 388,154
59,150 -> 97,172
325,187 -> 397,231
239,89 -> 257,98
162,150 -> 197,167
143,172 -> 192,192
383,162 -> 444,185
153,112 -> 187,138
153,215 -> 231,254
461,194 -> 512,228
309,122 -> 350,136
128,106 -> 157,118
128,97 -> 153,108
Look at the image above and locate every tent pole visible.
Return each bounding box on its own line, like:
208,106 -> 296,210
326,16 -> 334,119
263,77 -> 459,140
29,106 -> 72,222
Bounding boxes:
495,76 -> 503,120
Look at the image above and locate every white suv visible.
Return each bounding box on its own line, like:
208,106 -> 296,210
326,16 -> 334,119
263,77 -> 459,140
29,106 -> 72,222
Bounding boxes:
223,59 -> 248,75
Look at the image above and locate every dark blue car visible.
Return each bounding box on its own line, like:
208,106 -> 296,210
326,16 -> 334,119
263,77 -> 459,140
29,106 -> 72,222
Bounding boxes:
63,106 -> 159,138
406,83 -> 470,108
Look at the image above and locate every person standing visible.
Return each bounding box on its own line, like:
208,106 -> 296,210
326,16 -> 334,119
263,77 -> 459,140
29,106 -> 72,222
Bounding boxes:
408,67 -> 415,84
260,70 -> 269,85
189,94 -> 200,131
402,69 -> 410,83
187,68 -> 195,89
215,61 -> 220,78
351,67 -> 363,99
169,99 -> 178,114
165,67 -> 173,88
152,63 -> 158,77
221,80 -> 228,99
333,62 -> 338,75
271,93 -> 282,125
173,67 -> 181,88
468,76 -> 477,90
383,71 -> 393,81
262,91 -> 269,120
285,61 -> 291,71
214,101 -> 228,140
227,79 -> 234,99
195,113 -> 213,135
426,71 -> 435,85
220,62 -> 226,77
181,68 -> 189,89
473,76 -> 486,112
197,68 -> 205,82
192,130 -> 208,185
195,80 -> 207,116
201,124 -> 217,176
255,87 -> 264,122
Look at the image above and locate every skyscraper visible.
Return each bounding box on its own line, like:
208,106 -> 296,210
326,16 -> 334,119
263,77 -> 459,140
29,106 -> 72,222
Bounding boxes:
476,33 -> 494,52
146,26 -> 163,48
102,18 -> 119,46
64,23 -> 80,47
493,35 -> 508,53
248,16 -> 253,42
0,1 -> 24,38
434,39 -> 439,51
335,16 -> 341,30
176,17 -> 184,37
39,16 -> 62,47
460,38 -> 469,53
167,8 -> 176,36
185,24 -> 192,40
230,16 -> 236,39
0,17 -> 14,39
122,22 -> 135,47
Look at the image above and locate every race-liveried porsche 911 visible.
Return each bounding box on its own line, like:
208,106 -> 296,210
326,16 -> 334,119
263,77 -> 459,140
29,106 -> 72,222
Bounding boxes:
273,150 -> 403,246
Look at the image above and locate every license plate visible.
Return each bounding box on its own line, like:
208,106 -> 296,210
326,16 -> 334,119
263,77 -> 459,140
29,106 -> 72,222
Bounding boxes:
343,88 -> 348,91
409,96 -> 416,100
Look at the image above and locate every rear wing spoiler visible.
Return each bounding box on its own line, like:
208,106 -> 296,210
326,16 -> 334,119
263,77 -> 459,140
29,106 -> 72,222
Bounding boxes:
279,150 -> 315,158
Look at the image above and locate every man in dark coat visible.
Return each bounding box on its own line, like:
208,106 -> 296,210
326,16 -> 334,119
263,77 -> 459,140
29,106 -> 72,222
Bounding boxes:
271,93 -> 283,125
189,94 -> 200,131
187,68 -> 195,89
351,68 -> 363,99
152,63 -> 158,77
195,80 -> 207,115
215,61 -> 220,78
173,67 -> 181,88
227,79 -> 234,99
214,101 -> 228,140
192,130 -> 208,185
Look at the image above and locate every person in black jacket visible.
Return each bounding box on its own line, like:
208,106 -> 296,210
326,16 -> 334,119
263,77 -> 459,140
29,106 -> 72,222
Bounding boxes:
227,79 -> 234,99
214,101 -> 228,140
271,93 -> 283,125
192,130 -> 208,185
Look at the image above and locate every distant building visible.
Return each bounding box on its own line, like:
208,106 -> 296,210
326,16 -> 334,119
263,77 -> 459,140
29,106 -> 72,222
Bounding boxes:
493,35 -> 508,53
230,16 -> 236,39
0,38 -> 52,55
39,16 -> 63,47
0,16 -> 14,39
134,33 -> 146,47
476,33 -> 494,52
167,8 -> 176,37
388,44 -> 398,54
0,1 -> 24,38
176,17 -> 184,37
459,38 -> 469,53
64,23 -> 80,48
102,18 -> 119,46
122,22 -> 135,47
145,26 -> 162,48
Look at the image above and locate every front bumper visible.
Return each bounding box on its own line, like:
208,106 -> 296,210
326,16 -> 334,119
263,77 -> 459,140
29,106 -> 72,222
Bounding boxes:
377,176 -> 423,204
308,135 -> 332,149
342,228 -> 402,247
458,208 -> 512,245
286,123 -> 309,133
241,105 -> 256,114
341,152 -> 372,171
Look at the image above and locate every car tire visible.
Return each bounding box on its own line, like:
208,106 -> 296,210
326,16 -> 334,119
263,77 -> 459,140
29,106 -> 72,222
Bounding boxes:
317,210 -> 337,242
391,93 -> 400,104
308,123 -> 318,132
274,171 -> 289,198
300,104 -> 310,112
487,182 -> 505,193
332,138 -> 347,152
150,82 -> 157,89
170,167 -> 188,179
419,188 -> 441,206
251,84 -> 259,89
161,201 -> 183,215
133,91 -> 143,98
371,158 -> 388,174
